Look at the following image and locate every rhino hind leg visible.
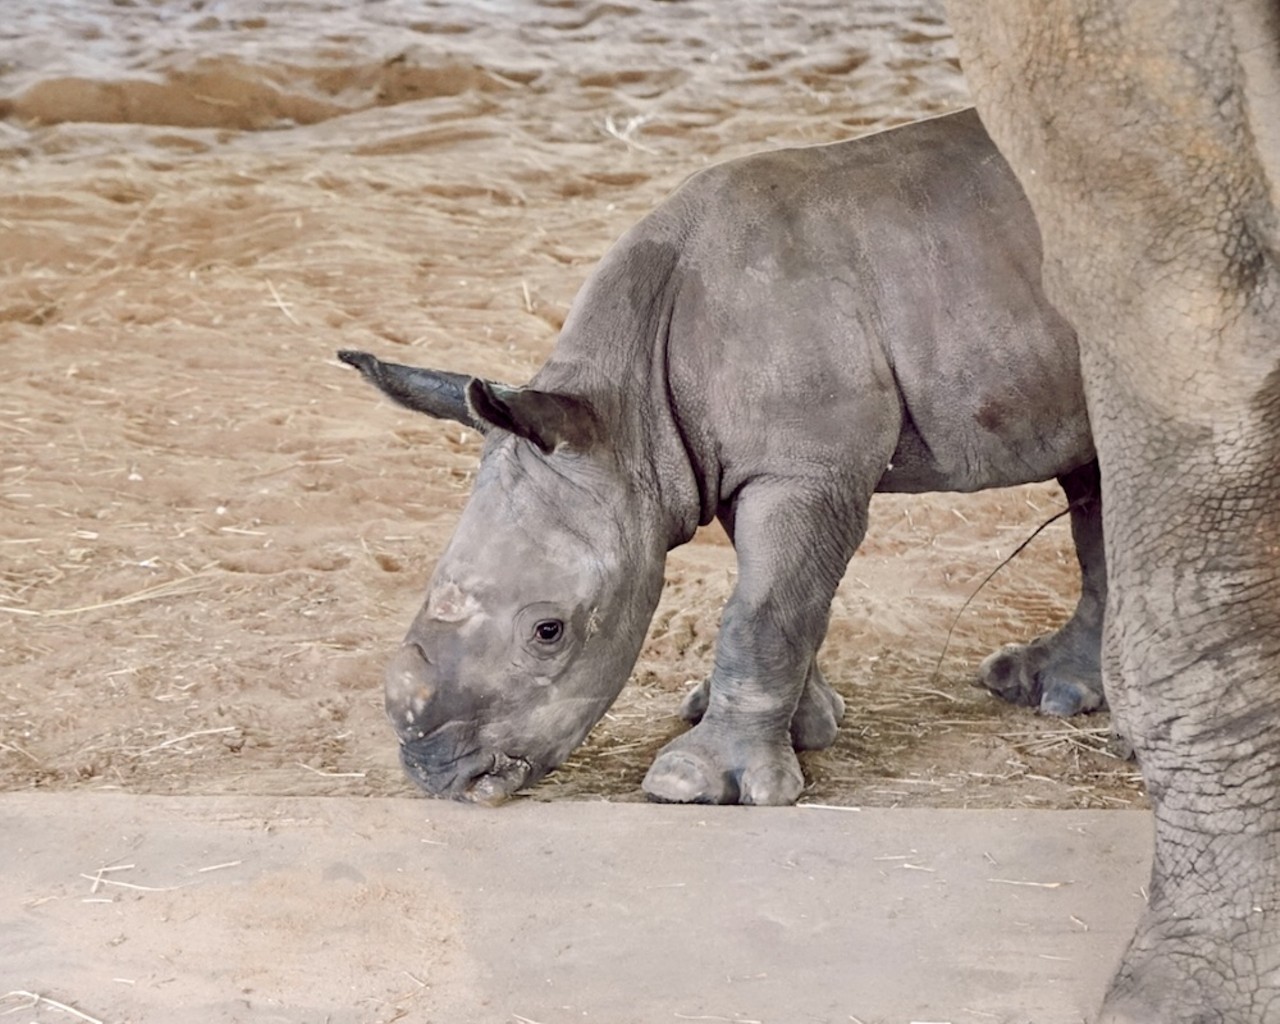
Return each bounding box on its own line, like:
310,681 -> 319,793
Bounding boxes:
679,662 -> 845,750
977,460 -> 1107,717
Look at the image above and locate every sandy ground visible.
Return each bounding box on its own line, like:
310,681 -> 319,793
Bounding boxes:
1,0 -> 1144,811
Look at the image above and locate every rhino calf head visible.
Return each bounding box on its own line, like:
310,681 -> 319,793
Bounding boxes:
339,350 -> 671,804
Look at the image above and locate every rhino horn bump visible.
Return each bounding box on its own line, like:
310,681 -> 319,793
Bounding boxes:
384,643 -> 437,725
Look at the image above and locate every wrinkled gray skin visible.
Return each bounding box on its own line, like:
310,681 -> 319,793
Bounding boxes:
946,1 -> 1280,1021
340,108 -> 1105,807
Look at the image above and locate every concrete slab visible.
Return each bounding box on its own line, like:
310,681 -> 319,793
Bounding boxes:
1,795 -> 1153,1024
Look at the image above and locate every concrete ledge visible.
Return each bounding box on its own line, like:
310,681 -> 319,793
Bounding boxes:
1,794 -> 1153,1024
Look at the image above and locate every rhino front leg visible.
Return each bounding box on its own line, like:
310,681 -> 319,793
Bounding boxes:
978,459 -> 1107,716
679,661 -> 846,751
644,481 -> 865,805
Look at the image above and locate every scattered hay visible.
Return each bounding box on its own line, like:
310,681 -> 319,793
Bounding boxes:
2,991 -> 104,1024
0,569 -> 222,618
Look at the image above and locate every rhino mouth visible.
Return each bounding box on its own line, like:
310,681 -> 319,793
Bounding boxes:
400,744 -> 535,805
462,752 -> 536,806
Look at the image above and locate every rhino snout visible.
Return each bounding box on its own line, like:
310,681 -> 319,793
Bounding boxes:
384,641 -> 438,741
398,742 -> 534,804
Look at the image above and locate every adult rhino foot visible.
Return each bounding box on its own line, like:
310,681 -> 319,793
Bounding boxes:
1098,904 -> 1279,1024
977,639 -> 1105,717
678,669 -> 844,751
642,722 -> 803,805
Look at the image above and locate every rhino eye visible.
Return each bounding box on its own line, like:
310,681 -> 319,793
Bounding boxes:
533,619 -> 564,644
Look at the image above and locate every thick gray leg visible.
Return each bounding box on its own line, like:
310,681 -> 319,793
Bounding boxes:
977,459 -> 1107,716
643,481 -> 865,805
679,661 -> 846,751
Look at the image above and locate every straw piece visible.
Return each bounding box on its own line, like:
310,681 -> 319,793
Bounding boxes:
265,279 -> 300,324
297,762 -> 366,778
0,570 -> 219,618
2,991 -> 104,1024
138,727 -> 238,756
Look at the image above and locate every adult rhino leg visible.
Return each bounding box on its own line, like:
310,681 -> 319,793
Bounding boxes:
679,660 -> 846,751
643,481 -> 866,805
978,459 -> 1106,716
948,1 -> 1280,1018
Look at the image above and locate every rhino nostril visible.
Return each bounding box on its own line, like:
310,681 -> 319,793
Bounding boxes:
384,642 -> 436,725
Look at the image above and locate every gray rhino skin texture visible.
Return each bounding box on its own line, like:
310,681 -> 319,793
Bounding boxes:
947,1 -> 1280,1019
341,108 -> 1103,807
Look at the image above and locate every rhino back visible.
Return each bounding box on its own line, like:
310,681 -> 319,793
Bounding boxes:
520,110 -> 1095,541
656,108 -> 1093,500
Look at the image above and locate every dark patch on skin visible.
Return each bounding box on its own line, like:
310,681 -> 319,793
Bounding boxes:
623,238 -> 682,322
1253,359 -> 1280,437
975,400 -> 1006,432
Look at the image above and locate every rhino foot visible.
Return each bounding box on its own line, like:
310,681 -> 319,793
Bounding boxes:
642,723 -> 803,805
1097,900 -> 1279,1024
977,638 -> 1105,717
679,667 -> 845,751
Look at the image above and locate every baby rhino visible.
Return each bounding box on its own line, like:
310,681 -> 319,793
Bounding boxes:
341,107 -> 1104,806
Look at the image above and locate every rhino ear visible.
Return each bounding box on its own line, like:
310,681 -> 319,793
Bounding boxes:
466,379 -> 600,454
337,350 -> 484,431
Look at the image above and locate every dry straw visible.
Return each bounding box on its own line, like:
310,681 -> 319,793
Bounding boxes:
2,991 -> 104,1024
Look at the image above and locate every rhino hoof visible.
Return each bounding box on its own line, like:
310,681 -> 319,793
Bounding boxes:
642,751 -> 731,804
977,642 -> 1044,706
739,762 -> 804,805
977,641 -> 1105,717
643,725 -> 805,806
1039,675 -> 1105,717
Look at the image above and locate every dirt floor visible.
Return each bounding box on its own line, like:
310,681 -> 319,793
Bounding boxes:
0,0 -> 1145,812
